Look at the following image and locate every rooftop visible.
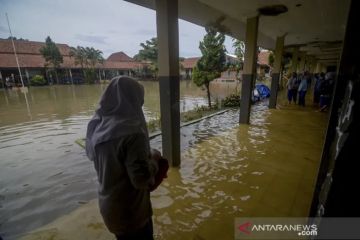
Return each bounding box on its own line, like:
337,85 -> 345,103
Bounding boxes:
0,39 -> 142,70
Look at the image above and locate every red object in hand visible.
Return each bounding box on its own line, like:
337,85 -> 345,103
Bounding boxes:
150,157 -> 169,192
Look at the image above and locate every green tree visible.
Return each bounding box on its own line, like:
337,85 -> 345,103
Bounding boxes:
134,37 -> 158,78
40,36 -> 63,84
232,39 -> 245,61
7,36 -> 29,41
69,46 -> 104,83
134,37 -> 158,62
69,46 -> 87,74
232,38 -> 245,76
84,47 -> 104,84
268,51 -> 275,67
192,27 -> 226,108
85,47 -> 104,68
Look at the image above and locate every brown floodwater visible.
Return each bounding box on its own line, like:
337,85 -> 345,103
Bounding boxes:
0,80 -> 239,239
0,83 -> 327,239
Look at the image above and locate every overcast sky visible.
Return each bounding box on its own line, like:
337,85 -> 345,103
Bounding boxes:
0,0 -> 236,58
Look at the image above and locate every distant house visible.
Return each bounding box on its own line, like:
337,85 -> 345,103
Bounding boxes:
180,57 -> 199,79
180,51 -> 272,82
0,39 -> 76,85
257,50 -> 272,78
102,51 -> 145,79
0,39 -> 146,85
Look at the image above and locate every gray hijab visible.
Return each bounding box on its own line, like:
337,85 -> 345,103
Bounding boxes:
85,76 -> 149,161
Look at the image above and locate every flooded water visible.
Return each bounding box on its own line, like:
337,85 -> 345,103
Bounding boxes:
15,98 -> 328,240
0,80 -> 239,239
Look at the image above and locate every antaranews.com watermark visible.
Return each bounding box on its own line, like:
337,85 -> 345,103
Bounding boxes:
234,218 -> 360,239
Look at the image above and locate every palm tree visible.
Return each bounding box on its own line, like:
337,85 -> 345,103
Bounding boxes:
69,46 -> 104,83
84,47 -> 104,68
69,46 -> 87,76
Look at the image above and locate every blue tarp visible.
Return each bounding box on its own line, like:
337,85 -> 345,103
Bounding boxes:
256,84 -> 271,98
252,84 -> 271,102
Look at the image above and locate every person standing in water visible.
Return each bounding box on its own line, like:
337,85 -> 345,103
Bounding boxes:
286,72 -> 298,104
86,76 -> 166,240
298,71 -> 309,106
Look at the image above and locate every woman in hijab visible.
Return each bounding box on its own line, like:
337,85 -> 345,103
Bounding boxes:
86,76 -> 161,239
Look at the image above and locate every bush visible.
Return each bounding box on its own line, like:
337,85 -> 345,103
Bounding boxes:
222,93 -> 240,107
30,75 -> 47,86
147,118 -> 161,133
84,69 -> 96,84
181,105 -> 218,122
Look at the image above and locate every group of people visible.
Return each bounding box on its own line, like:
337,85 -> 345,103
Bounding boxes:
286,71 -> 335,109
286,71 -> 311,106
313,72 -> 335,111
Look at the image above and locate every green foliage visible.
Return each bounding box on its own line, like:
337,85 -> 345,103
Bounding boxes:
268,51 -> 275,67
40,36 -> 63,69
232,39 -> 245,62
134,37 -> 158,78
69,46 -> 104,83
69,46 -> 87,69
85,47 -> 104,68
7,36 -> 29,41
192,66 -> 217,87
134,37 -> 158,63
147,118 -> 161,133
232,38 -> 245,75
222,93 -> 240,107
181,105 -> 218,122
192,27 -> 226,108
30,75 -> 47,86
40,36 -> 63,83
84,69 -> 97,84
146,104 -> 221,133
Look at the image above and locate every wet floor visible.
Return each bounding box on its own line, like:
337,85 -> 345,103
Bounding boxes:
0,80 -> 239,239
16,95 -> 328,240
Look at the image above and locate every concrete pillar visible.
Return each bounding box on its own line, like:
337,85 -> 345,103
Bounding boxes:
310,57 -> 317,73
304,55 -> 310,72
25,69 -> 30,86
298,52 -> 306,72
0,70 -> 3,88
69,69 -> 73,84
315,62 -> 321,73
269,35 -> 284,109
291,47 -> 299,73
156,0 -> 180,166
321,65 -> 327,73
239,16 -> 259,124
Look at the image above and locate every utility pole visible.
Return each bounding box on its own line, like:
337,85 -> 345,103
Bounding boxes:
6,13 -> 25,89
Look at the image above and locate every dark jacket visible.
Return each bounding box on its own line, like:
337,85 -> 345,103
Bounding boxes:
93,133 -> 158,235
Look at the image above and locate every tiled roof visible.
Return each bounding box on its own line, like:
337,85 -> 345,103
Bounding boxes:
102,61 -> 144,69
0,53 -> 75,68
0,39 -> 142,70
181,52 -> 270,70
0,39 -> 70,55
181,57 -> 200,69
258,51 -> 270,66
107,52 -> 134,62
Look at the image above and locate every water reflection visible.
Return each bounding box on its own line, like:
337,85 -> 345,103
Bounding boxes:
0,80 -> 217,126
